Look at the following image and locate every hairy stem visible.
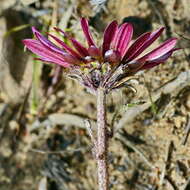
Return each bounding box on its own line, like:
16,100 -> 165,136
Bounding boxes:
96,87 -> 109,190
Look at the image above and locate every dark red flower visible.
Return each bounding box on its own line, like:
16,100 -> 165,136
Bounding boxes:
23,18 -> 178,93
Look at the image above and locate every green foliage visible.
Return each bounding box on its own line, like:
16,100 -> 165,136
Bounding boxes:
3,24 -> 31,37
30,59 -> 42,114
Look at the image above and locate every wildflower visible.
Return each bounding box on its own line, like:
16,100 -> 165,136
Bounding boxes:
23,18 -> 178,94
23,18 -> 179,190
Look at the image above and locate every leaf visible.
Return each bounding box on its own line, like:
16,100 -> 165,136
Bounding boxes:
30,59 -> 42,114
125,101 -> 146,108
4,24 -> 31,37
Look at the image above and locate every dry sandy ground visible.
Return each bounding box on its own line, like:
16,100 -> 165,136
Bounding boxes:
0,0 -> 190,190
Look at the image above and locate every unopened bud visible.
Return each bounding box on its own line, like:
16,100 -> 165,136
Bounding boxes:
104,49 -> 121,63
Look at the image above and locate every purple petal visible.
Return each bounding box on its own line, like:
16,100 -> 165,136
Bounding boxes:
32,27 -> 64,55
48,33 -> 81,59
137,38 -> 177,62
70,38 -> 89,57
139,49 -> 177,70
112,23 -> 133,58
81,18 -> 96,47
54,27 -> 89,57
61,53 -> 81,65
23,39 -> 72,67
23,39 -> 65,61
102,20 -> 118,55
35,57 -> 70,68
88,45 -> 101,58
124,27 -> 165,62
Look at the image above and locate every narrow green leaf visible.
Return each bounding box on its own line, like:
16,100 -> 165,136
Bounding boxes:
4,24 -> 31,38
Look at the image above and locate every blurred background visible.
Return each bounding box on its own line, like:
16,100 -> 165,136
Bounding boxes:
0,0 -> 190,190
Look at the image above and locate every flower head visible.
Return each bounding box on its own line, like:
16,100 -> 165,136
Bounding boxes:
23,18 -> 178,94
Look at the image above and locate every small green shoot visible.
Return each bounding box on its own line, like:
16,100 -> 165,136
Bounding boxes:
4,24 -> 31,38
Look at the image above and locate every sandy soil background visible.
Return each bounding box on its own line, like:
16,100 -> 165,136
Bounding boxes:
0,0 -> 190,190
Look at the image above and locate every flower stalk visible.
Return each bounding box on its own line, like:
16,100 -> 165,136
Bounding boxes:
96,87 -> 108,190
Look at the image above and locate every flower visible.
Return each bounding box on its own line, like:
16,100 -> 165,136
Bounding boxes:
23,18 -> 178,94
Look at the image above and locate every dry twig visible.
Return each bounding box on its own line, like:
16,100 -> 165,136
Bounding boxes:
116,133 -> 155,170
159,141 -> 173,188
181,116 -> 190,145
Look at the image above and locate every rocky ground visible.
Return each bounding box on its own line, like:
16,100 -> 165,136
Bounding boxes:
0,0 -> 190,190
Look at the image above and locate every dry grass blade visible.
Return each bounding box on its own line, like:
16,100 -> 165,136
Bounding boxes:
159,141 -> 173,189
181,116 -> 190,145
116,133 -> 155,170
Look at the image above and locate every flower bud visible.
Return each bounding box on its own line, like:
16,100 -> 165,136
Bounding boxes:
104,49 -> 121,63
